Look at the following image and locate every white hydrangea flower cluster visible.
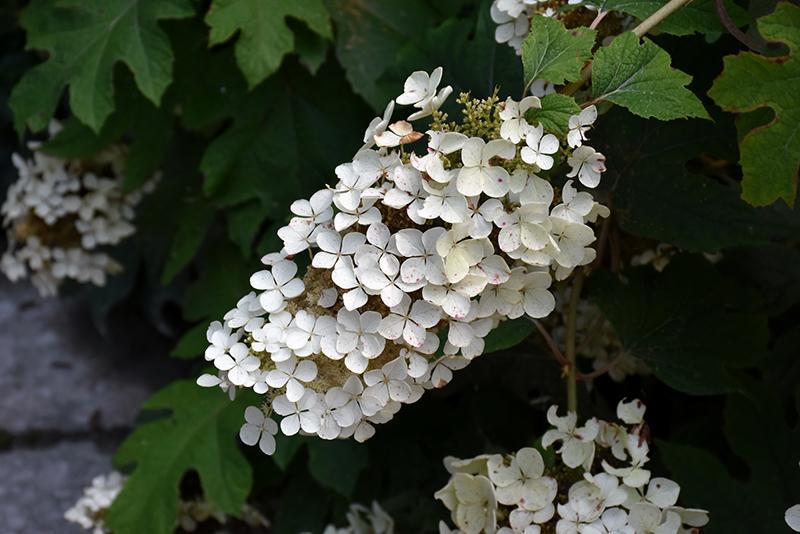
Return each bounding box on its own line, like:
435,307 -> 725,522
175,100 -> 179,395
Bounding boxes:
64,471 -> 269,533
435,399 -> 709,534
491,0 -> 572,53
491,0 -> 631,55
312,502 -> 394,534
198,67 -> 609,456
1,122 -> 156,296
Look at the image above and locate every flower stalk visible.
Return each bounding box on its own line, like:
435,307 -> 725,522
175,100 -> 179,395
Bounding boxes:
566,271 -> 584,413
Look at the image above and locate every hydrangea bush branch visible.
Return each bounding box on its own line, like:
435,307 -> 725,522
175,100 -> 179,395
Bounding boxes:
197,67 -> 609,456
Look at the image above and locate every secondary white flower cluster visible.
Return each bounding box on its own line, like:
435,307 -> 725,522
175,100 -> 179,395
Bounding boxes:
490,0 -> 633,56
436,399 -> 709,534
491,0 -> 573,53
64,471 -> 269,533
313,502 -> 394,534
1,122 -> 156,296
64,471 -> 126,534
198,67 -> 609,456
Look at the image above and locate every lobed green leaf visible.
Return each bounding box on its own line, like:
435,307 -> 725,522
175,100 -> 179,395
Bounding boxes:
525,93 -> 581,137
10,0 -> 193,133
708,2 -> 800,206
106,382 -> 256,534
521,15 -> 596,89
590,256 -> 768,394
205,0 -> 331,88
591,32 -> 709,120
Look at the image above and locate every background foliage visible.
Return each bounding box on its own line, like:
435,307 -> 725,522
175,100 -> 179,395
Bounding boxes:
1,0 -> 798,532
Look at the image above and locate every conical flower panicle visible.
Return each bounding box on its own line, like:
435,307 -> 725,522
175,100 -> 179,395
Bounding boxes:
199,67 -> 610,456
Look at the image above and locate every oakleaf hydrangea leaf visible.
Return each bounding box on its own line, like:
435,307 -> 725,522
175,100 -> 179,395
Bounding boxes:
392,12 -> 522,103
660,391 -> 800,532
9,0 -> 193,133
598,0 -> 748,36
205,0 -> 332,89
593,109 -> 800,252
590,256 -> 768,394
161,201 -> 216,284
522,15 -> 596,89
591,32 -> 709,120
525,93 -> 581,136
172,243 -> 253,359
308,440 -> 369,497
709,2 -> 800,207
106,381 -> 255,534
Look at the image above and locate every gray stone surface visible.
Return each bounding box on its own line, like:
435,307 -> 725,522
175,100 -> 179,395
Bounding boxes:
0,278 -> 180,532
0,441 -> 112,534
0,280 -> 171,434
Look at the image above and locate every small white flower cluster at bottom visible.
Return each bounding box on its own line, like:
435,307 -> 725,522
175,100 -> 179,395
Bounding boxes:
64,471 -> 269,534
435,399 -> 709,534
309,501 -> 394,534
64,472 -> 125,534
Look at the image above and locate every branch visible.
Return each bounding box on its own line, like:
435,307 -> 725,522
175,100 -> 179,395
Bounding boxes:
713,0 -> 767,53
632,0 -> 696,38
565,272 -> 584,413
532,319 -> 571,369
577,363 -> 614,381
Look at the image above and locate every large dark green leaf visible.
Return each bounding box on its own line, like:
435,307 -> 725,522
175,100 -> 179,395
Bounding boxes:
589,256 -> 769,394
325,0 -> 438,110
660,391 -> 800,533
10,0 -> 193,132
182,242 -> 253,323
709,2 -> 800,206
199,61 -> 371,209
484,318 -> 535,355
391,5 -> 523,100
160,200 -> 216,284
594,109 -> 800,251
308,440 -> 369,497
